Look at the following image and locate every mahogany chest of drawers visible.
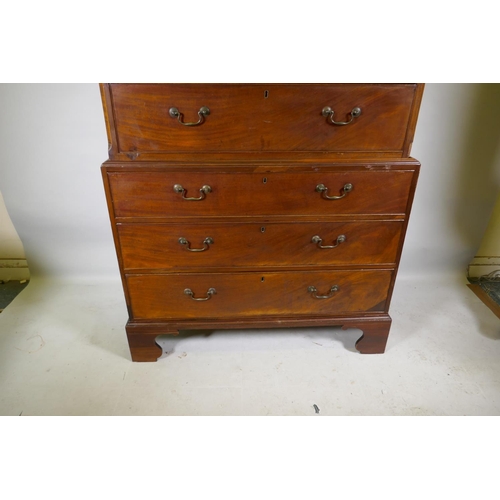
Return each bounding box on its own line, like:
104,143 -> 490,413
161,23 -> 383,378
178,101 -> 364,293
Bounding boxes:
100,83 -> 423,362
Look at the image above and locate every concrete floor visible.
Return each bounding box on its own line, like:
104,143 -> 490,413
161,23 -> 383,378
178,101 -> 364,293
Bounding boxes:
0,274 -> 499,416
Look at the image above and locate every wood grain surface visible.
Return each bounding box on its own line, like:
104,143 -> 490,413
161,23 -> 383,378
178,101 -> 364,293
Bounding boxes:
107,84 -> 417,155
126,270 -> 392,320
108,169 -> 414,218
100,83 -> 424,360
117,220 -> 403,270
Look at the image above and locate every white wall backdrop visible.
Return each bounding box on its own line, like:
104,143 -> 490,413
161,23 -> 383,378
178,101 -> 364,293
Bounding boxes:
405,83 -> 500,277
0,84 -> 499,281
0,84 -> 114,280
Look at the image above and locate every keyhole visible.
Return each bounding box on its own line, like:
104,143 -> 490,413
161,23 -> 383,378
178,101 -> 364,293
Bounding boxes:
263,177 -> 267,184
261,227 -> 266,233
264,90 -> 269,98
261,277 -> 265,282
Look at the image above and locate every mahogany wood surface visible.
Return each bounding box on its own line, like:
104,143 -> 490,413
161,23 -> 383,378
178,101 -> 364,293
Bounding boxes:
117,220 -> 403,271
383,162 -> 421,310
125,324 -> 164,362
107,84 -> 417,156
345,317 -> 392,354
125,314 -> 392,361
100,83 -> 424,361
126,270 -> 392,320
402,84 -> 425,156
108,169 -> 415,218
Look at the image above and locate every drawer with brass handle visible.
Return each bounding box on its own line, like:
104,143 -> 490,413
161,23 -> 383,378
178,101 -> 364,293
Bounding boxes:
116,220 -> 404,271
126,270 -> 393,320
107,169 -> 415,218
103,84 -> 422,158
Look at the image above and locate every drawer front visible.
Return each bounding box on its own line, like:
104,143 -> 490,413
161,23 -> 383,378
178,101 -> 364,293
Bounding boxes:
109,170 -> 414,218
118,221 -> 403,270
127,270 -> 392,320
108,84 -> 417,155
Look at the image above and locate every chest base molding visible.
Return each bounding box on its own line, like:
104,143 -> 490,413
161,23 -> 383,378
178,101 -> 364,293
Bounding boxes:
125,314 -> 392,362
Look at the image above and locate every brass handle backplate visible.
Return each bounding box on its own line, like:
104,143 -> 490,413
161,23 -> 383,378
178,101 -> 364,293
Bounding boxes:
322,106 -> 361,125
316,183 -> 353,200
311,234 -> 346,249
184,288 -> 217,301
307,285 -> 339,299
169,106 -> 210,126
178,237 -> 214,252
173,184 -> 212,201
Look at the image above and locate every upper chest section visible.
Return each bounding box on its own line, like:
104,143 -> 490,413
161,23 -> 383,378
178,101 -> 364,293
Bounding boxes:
101,83 -> 424,161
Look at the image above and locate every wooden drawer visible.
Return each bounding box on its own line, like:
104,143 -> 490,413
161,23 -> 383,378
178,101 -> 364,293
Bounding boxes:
108,170 -> 414,218
117,220 -> 403,270
104,84 -> 420,156
127,270 -> 392,320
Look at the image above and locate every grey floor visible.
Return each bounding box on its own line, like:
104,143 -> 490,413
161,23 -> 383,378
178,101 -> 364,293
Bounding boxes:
0,280 -> 29,311
0,273 -> 499,416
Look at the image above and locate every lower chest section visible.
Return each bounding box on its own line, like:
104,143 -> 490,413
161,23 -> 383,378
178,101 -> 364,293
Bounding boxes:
103,162 -> 418,322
